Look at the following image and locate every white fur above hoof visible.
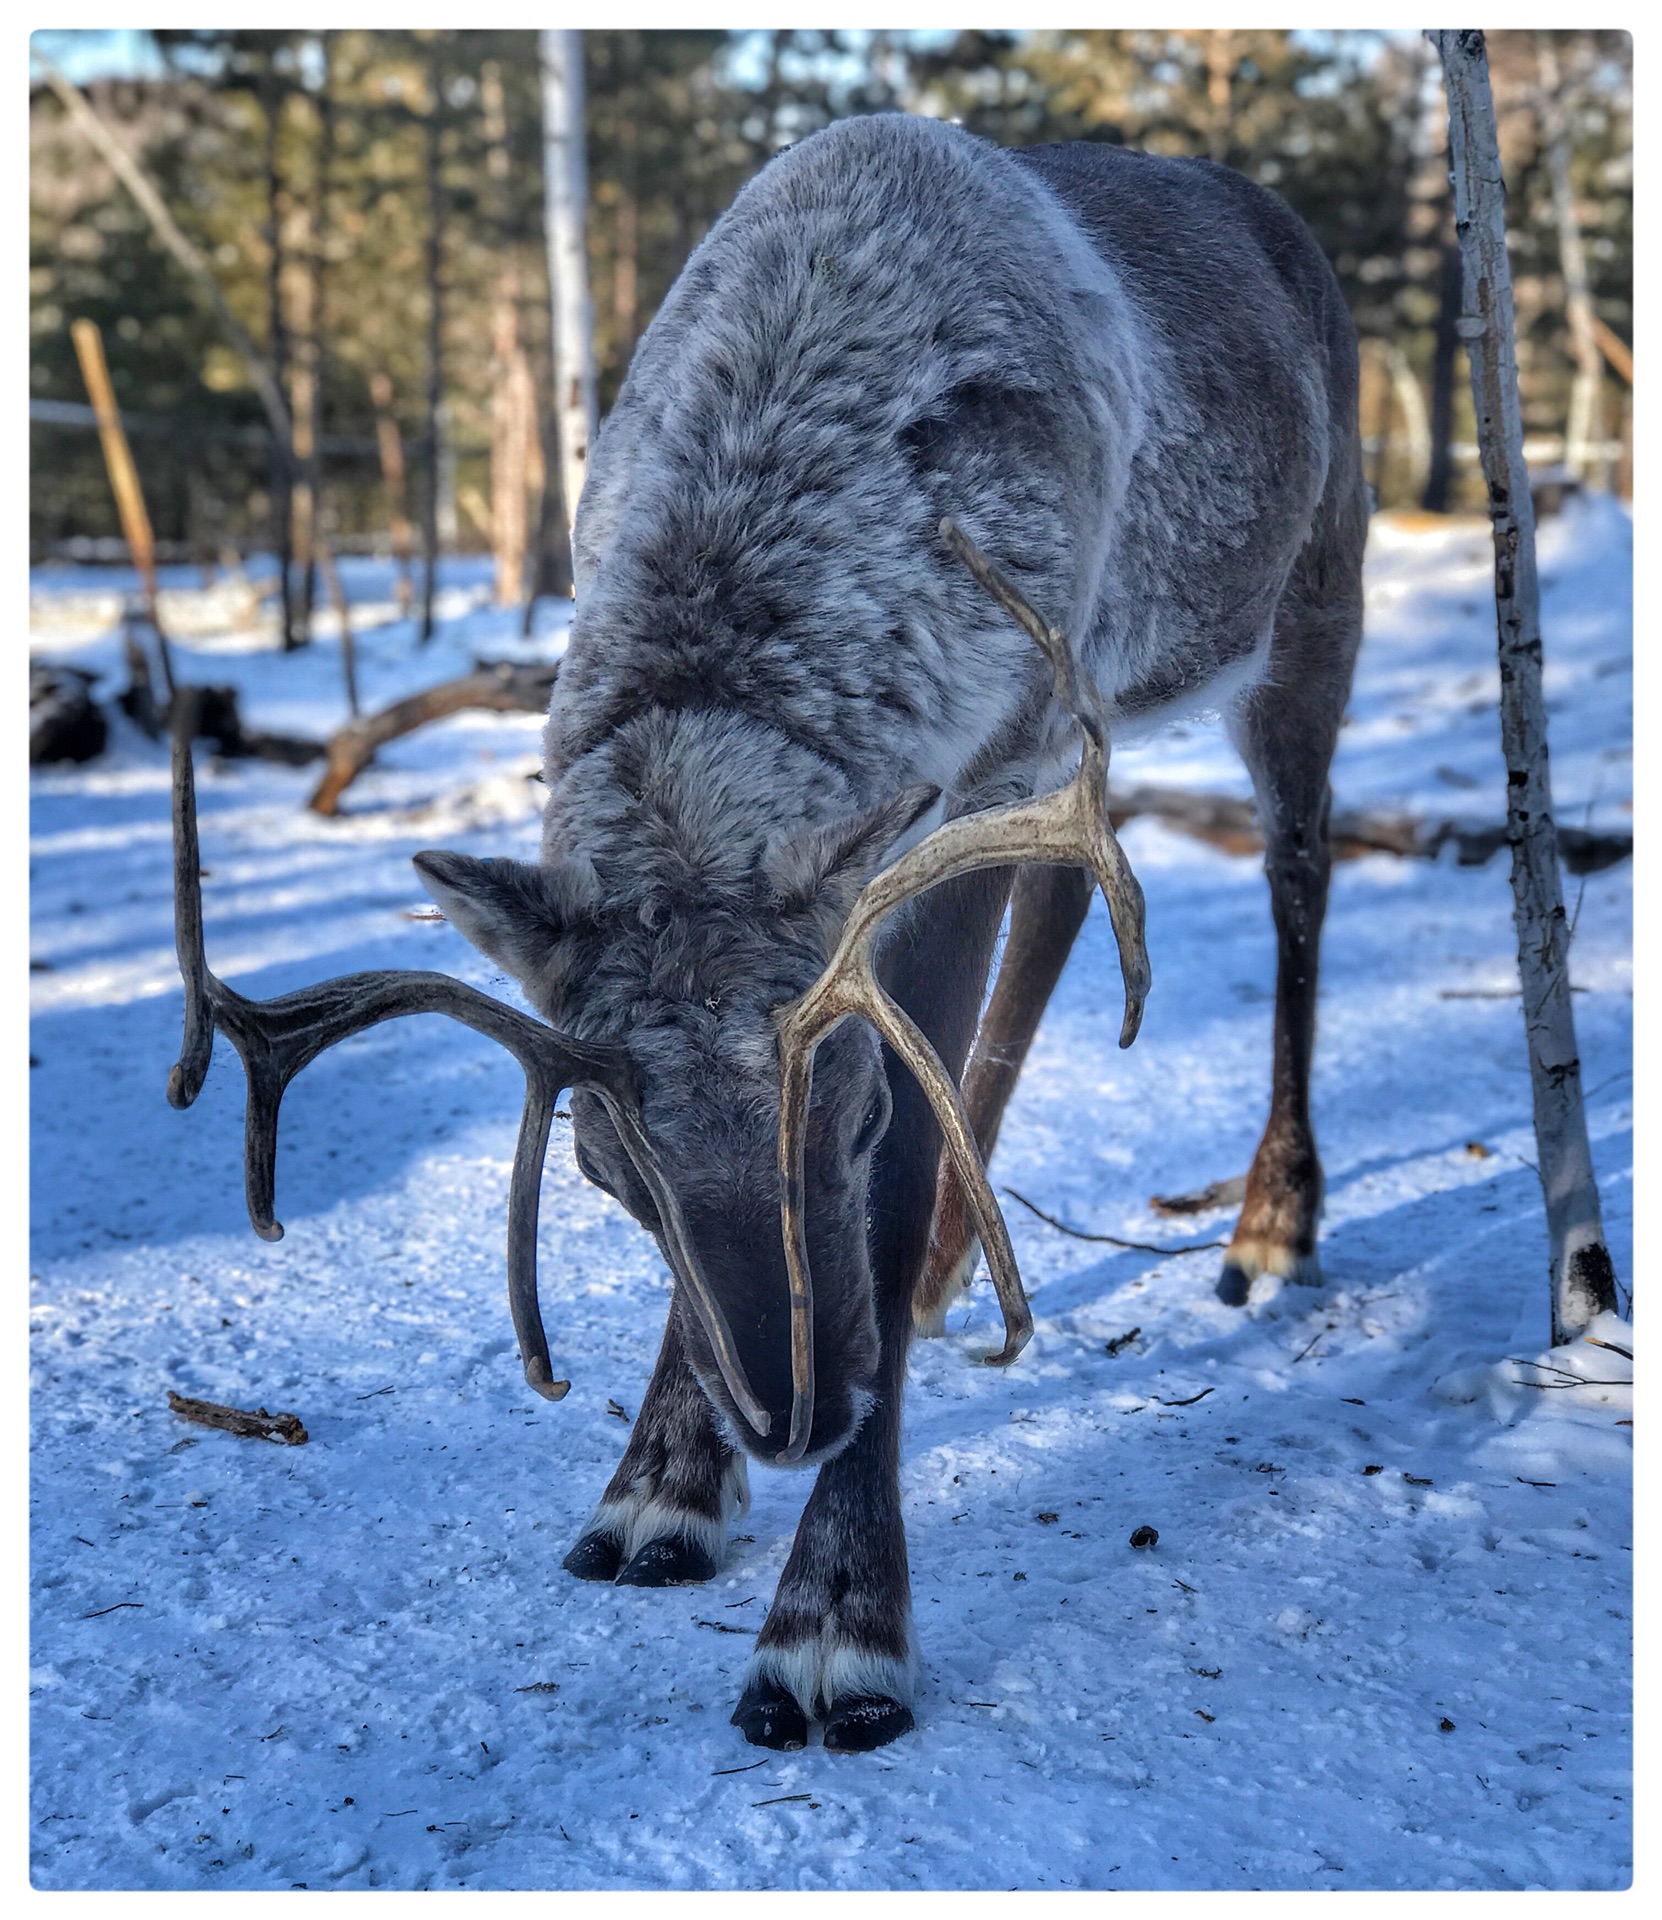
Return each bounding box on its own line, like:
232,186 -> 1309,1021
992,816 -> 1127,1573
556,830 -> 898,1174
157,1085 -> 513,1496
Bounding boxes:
1218,1238 -> 1322,1306
582,1453 -> 750,1570
745,1630 -> 919,1722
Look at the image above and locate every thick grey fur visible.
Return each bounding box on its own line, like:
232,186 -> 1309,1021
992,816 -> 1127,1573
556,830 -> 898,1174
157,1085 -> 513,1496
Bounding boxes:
417,114 -> 1367,1752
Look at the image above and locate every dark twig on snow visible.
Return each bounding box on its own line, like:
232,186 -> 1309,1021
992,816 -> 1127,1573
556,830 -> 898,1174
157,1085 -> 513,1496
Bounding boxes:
1506,1357 -> 1629,1389
1003,1187 -> 1225,1255
1586,1336 -> 1632,1361
167,1390 -> 309,1445
1514,1377 -> 1630,1390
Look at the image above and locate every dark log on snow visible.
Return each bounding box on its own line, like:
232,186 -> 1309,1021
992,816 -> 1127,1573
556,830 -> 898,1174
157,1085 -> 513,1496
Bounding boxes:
307,659 -> 559,815
160,682 -> 324,767
30,665 -> 108,764
1105,782 -> 1630,876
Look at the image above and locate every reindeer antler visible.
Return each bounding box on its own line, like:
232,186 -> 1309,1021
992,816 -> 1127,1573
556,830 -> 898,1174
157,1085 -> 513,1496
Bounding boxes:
166,718 -> 773,1438
773,519 -> 1150,1446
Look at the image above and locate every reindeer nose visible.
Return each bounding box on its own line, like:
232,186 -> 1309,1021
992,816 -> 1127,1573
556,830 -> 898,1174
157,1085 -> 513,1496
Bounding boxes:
740,1377 -> 868,1467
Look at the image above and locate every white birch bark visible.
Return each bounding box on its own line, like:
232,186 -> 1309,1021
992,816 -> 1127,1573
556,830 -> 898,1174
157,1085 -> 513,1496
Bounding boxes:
1430,30 -> 1620,1345
539,28 -> 598,550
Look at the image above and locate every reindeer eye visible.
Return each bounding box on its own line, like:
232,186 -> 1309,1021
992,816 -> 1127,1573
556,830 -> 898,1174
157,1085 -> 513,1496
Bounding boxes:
574,1142 -> 614,1196
852,1093 -> 887,1158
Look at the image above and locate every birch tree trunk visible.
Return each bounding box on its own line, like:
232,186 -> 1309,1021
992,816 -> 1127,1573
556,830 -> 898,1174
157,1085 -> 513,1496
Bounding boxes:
539,28 -> 598,557
1431,29 -> 1619,1345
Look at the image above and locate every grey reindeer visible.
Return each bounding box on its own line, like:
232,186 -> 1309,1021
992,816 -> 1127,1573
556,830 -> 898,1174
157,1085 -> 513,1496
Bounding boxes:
167,113 -> 1366,1753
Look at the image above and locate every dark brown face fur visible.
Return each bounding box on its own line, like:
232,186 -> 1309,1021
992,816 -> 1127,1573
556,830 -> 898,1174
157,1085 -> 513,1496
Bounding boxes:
567,1012 -> 892,1465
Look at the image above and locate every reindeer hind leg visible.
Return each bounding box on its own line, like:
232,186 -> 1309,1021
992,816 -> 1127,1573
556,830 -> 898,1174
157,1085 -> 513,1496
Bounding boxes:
915,861 -> 1092,1334
1217,538 -> 1362,1306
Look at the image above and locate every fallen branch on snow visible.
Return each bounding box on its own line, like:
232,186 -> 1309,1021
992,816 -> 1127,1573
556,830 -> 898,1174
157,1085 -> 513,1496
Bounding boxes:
1106,781 -> 1631,876
167,1391 -> 309,1445
307,659 -> 559,815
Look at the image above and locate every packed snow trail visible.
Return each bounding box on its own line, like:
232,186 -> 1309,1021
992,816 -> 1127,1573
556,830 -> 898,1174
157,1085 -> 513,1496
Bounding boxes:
30,511 -> 1631,1889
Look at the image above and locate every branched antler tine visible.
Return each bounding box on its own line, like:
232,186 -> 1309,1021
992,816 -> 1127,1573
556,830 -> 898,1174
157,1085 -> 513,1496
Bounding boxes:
861,988 -> 1032,1366
508,1064 -> 569,1400
773,995 -> 833,1464
938,516 -> 1150,1046
769,515 -> 1158,1391
168,725 -> 590,1398
939,516 -> 1081,718
598,1091 -> 776,1443
1074,721 -> 1150,1049
167,722 -> 216,1111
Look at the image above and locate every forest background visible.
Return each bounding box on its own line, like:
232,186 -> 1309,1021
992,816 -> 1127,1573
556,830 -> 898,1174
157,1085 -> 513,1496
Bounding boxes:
28,28 -> 1634,622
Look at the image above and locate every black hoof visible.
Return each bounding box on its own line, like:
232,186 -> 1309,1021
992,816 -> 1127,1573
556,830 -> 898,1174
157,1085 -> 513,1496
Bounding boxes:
562,1530 -> 625,1581
822,1695 -> 914,1752
731,1675 -> 808,1751
616,1534 -> 717,1587
1215,1263 -> 1252,1307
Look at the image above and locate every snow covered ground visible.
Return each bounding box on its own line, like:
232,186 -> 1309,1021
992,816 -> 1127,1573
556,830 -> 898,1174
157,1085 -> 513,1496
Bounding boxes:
29,506 -> 1632,1890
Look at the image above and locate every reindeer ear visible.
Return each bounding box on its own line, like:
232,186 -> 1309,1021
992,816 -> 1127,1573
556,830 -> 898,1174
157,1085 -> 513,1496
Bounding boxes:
412,851 -> 572,981
767,783 -> 941,929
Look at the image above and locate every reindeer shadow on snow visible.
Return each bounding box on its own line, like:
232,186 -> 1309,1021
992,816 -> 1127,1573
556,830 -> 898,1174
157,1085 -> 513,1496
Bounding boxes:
164,115 -> 1369,1752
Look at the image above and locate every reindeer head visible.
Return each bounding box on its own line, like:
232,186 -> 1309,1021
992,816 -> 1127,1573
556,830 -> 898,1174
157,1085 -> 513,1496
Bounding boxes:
411,724 -> 939,1466
165,522 -> 1148,1468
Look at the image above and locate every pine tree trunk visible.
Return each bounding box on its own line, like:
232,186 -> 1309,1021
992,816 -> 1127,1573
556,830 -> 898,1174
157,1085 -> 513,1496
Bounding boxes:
1431,29 -> 1619,1346
1422,235 -> 1463,512
419,45 -> 445,645
261,61 -> 298,650
1536,34 -> 1607,488
538,28 -> 598,563
483,60 -> 529,610
287,191 -> 317,639
368,371 -> 414,617
294,37 -> 336,636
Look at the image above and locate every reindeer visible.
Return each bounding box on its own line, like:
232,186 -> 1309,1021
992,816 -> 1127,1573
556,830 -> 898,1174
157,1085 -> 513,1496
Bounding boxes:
167,115 -> 1366,1754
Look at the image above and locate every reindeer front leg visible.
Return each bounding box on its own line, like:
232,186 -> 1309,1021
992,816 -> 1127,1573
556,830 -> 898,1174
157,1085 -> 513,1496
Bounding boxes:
564,1298 -> 749,1585
1218,584 -> 1359,1305
732,1289 -> 916,1751
735,865 -> 1011,1752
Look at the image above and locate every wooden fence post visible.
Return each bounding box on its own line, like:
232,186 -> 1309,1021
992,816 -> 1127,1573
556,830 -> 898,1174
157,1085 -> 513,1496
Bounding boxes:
69,316 -> 175,697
